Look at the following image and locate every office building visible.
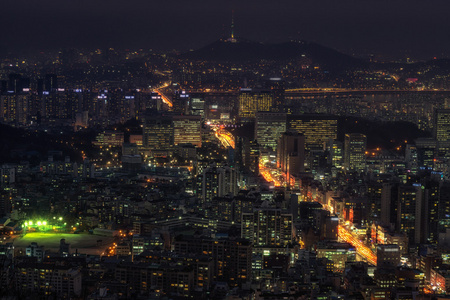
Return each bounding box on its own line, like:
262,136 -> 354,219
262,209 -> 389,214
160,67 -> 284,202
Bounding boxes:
255,112 -> 286,152
241,138 -> 260,173
344,133 -> 367,172
238,88 -> 273,120
172,115 -> 202,147
397,184 -> 423,244
268,77 -> 285,112
367,182 -> 383,222
143,114 -> 174,154
277,132 -> 305,178
287,114 -> 338,151
172,90 -> 190,114
434,109 -> 450,142
190,95 -> 205,117
328,139 -> 343,169
316,242 -> 356,272
377,244 -> 401,269
415,138 -> 436,169
405,144 -> 419,174
93,131 -> 124,147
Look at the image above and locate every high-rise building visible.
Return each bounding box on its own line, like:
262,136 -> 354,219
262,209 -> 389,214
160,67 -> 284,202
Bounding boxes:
15,262 -> 82,297
287,114 -> 338,151
405,144 -> 419,174
268,78 -> 285,112
277,132 -> 305,178
376,244 -> 401,269
316,242 -> 356,272
172,115 -> 202,147
241,138 -> 260,173
397,184 -> 423,244
173,235 -> 252,287
238,88 -> 273,120
434,109 -> 450,142
437,182 -> 450,237
200,166 -> 238,205
344,133 -> 367,172
143,114 -> 174,155
190,95 -> 205,117
172,90 -> 189,114
1,165 -> 16,186
415,138 -> 436,169
44,74 -> 58,92
93,130 -> 124,147
327,139 -> 344,170
0,92 -> 32,125
380,183 -> 398,228
25,242 -> 45,262
241,208 -> 293,248
422,179 -> 440,243
367,182 -> 383,222
255,112 -> 286,152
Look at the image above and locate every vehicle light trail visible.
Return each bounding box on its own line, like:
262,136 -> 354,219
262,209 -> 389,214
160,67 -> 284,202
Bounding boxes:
259,163 -> 282,187
214,127 -> 235,149
154,87 -> 173,107
338,225 -> 377,266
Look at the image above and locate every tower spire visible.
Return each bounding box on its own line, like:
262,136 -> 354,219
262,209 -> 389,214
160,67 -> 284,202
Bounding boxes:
231,10 -> 235,40
227,10 -> 236,43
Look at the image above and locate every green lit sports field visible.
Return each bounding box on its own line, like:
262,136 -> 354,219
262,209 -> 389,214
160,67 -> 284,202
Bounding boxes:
13,232 -> 115,255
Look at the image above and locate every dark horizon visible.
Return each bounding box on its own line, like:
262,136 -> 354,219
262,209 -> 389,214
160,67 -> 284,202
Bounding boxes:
2,0 -> 450,61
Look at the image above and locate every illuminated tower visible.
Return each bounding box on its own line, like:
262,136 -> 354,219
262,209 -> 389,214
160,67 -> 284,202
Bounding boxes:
228,10 -> 237,43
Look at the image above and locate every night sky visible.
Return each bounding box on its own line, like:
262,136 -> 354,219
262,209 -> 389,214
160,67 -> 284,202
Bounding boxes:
2,0 -> 450,60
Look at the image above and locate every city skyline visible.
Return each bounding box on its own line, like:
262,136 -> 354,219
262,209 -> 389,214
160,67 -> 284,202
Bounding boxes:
3,1 -> 450,298
2,0 -> 450,60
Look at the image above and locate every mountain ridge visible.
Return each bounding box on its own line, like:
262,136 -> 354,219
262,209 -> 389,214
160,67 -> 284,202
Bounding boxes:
178,38 -> 368,70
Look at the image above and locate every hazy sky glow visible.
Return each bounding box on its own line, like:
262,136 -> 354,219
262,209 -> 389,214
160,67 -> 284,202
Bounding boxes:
1,0 -> 450,59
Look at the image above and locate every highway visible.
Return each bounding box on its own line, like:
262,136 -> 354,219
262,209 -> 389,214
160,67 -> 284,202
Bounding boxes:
213,126 -> 235,149
338,225 -> 377,266
214,125 -> 378,266
154,83 -> 173,107
259,163 -> 282,187
216,129 -> 235,149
